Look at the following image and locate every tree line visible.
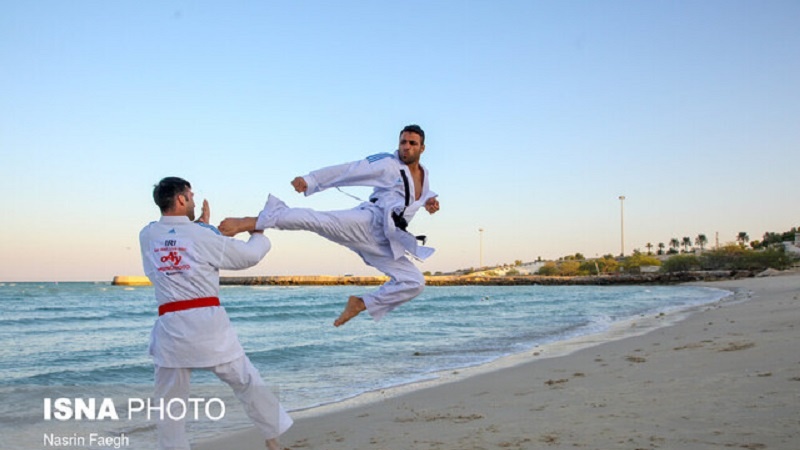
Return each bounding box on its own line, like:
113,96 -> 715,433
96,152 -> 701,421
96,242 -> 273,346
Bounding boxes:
440,227 -> 798,277
539,226 -> 798,276
642,227 -> 798,256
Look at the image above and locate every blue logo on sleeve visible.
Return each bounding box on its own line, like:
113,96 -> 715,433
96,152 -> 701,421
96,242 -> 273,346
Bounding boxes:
366,153 -> 394,163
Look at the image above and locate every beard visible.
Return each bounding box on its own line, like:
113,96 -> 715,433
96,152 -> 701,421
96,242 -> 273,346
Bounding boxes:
399,151 -> 419,165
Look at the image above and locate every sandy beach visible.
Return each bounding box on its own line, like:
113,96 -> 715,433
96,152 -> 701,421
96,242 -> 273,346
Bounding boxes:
196,274 -> 800,450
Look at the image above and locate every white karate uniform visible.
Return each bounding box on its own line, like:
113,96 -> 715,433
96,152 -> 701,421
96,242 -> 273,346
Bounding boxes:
256,151 -> 437,321
140,216 -> 292,449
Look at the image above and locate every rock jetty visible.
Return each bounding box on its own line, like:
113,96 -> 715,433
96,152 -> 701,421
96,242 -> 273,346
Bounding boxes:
218,270 -> 755,286
113,271 -> 758,287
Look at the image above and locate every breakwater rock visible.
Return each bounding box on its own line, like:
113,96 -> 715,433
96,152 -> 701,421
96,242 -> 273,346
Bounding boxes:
221,275 -> 389,286
219,271 -> 754,286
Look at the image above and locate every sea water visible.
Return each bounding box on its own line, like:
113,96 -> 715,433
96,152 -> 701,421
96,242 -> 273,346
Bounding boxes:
0,282 -> 730,449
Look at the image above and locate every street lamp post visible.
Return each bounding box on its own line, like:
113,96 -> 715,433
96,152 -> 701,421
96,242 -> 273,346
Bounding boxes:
478,228 -> 484,268
618,195 -> 626,257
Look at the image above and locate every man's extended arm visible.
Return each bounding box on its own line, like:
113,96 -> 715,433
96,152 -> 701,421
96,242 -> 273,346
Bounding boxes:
214,231 -> 270,270
296,156 -> 398,196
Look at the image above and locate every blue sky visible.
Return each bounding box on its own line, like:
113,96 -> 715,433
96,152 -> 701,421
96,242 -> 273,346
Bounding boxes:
2,1 -> 798,281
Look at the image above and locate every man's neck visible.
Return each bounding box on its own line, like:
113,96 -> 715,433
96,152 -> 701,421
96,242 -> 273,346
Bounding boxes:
163,208 -> 189,218
405,160 -> 422,173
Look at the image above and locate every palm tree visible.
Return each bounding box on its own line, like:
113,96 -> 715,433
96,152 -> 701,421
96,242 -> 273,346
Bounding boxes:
695,234 -> 708,251
682,236 -> 692,253
645,242 -> 653,255
670,238 -> 680,253
737,232 -> 750,247
658,242 -> 666,255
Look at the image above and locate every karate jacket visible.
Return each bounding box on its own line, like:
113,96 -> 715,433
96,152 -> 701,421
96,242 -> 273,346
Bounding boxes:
302,151 -> 437,260
139,216 -> 270,368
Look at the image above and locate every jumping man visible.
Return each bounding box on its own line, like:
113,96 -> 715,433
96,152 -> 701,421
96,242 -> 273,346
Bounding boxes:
220,124 -> 439,327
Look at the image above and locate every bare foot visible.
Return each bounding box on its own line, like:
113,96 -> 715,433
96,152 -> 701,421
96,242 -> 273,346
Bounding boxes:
218,217 -> 257,237
266,438 -> 281,450
334,296 -> 366,327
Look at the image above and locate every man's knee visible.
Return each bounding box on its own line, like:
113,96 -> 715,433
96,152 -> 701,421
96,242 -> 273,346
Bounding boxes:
214,357 -> 259,390
411,282 -> 424,298
406,272 -> 425,298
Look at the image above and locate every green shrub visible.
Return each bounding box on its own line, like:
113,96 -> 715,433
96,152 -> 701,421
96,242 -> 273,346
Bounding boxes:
623,253 -> 662,272
698,245 -> 796,271
698,244 -> 746,270
660,254 -> 701,273
731,247 -> 795,270
578,260 -> 598,275
559,260 -> 581,276
537,262 -> 558,276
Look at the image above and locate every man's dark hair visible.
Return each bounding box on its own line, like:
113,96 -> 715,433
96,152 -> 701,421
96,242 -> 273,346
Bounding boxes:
400,124 -> 425,145
153,177 -> 191,212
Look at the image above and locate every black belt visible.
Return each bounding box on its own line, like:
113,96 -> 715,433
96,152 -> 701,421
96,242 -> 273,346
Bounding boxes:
370,198 -> 427,244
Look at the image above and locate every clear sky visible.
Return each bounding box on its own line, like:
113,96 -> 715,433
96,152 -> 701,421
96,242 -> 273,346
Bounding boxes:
2,1 -> 798,281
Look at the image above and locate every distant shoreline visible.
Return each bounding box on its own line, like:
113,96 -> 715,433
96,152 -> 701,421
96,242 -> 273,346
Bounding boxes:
111,271 -> 761,287
220,271 -> 757,286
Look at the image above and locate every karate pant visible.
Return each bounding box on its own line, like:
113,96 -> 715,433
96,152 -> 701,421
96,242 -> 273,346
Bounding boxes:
257,195 -> 424,321
154,355 -> 293,450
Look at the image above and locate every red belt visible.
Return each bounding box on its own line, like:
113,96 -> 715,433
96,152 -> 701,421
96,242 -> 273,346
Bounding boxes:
159,297 -> 220,316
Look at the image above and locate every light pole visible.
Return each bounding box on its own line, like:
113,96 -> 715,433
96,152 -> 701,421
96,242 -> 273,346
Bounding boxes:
618,196 -> 626,257
478,228 -> 484,268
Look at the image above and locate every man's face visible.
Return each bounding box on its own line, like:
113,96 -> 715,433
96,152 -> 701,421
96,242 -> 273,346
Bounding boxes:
179,189 -> 196,221
398,131 -> 425,165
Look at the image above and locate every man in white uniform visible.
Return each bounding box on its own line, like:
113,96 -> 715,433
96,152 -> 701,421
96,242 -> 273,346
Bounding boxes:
219,125 -> 440,327
140,177 -> 292,450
